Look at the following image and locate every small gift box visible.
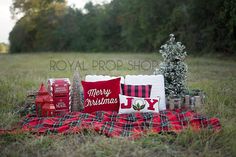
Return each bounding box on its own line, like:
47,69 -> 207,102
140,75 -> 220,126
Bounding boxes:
48,78 -> 71,115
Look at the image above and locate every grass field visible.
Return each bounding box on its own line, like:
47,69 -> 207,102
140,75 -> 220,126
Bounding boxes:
0,52 -> 236,157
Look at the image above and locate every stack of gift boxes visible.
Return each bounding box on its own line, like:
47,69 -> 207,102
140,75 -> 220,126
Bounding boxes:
48,78 -> 71,115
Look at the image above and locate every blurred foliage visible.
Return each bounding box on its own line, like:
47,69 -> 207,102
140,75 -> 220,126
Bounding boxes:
0,43 -> 9,53
9,0 -> 236,54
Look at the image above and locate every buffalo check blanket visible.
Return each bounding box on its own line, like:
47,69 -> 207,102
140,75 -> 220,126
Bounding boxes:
20,110 -> 221,138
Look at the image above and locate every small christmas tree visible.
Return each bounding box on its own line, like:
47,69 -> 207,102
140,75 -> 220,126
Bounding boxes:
154,34 -> 188,98
71,71 -> 84,111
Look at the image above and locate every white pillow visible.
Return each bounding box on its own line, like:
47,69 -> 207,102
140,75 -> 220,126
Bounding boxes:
85,75 -> 125,84
124,75 -> 166,111
118,94 -> 160,114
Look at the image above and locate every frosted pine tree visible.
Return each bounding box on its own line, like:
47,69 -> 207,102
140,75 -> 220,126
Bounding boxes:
154,34 -> 188,97
71,71 -> 84,111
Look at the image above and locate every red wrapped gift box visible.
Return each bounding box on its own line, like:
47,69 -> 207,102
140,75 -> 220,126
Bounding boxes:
48,78 -> 71,115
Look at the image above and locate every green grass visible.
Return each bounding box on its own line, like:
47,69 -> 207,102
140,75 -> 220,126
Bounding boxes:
0,52 -> 236,157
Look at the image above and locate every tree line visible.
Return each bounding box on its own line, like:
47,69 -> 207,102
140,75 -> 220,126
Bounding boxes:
9,0 -> 236,54
0,43 -> 9,53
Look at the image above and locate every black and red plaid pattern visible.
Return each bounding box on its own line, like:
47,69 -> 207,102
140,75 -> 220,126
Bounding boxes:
121,84 -> 152,98
20,110 -> 221,138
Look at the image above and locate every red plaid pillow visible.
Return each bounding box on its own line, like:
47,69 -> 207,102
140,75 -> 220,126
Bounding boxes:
121,84 -> 152,98
82,78 -> 121,113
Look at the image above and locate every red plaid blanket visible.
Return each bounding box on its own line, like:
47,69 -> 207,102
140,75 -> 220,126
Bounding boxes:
20,110 -> 221,138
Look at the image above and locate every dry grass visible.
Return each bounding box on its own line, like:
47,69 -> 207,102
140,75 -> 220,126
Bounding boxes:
0,52 -> 235,157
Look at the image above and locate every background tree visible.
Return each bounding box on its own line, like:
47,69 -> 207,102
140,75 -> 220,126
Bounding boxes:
10,0 -> 66,17
9,0 -> 236,54
0,43 -> 9,53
